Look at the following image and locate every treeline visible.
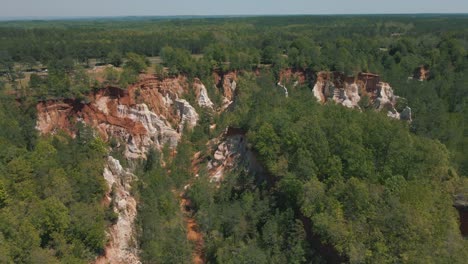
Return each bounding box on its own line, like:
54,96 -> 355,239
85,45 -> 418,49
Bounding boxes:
188,72 -> 468,263
1,15 -> 467,65
2,15 -> 467,76
0,92 -> 110,263
14,52 -> 149,100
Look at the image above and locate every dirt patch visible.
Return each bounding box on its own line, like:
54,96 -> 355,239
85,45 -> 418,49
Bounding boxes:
178,189 -> 205,264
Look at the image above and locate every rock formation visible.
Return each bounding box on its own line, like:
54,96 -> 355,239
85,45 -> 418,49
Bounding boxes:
276,68 -> 310,98
176,99 -> 199,132
312,71 -> 411,121
277,82 -> 289,97
400,106 -> 412,121
96,156 -> 140,264
36,77 -> 199,159
194,79 -> 214,109
206,127 -> 265,182
36,69 -> 414,264
116,103 -> 180,158
37,76 -> 201,264
214,71 -> 237,110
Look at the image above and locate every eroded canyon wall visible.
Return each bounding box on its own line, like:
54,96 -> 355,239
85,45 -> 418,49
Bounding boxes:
36,76 -> 209,264
311,71 -> 412,121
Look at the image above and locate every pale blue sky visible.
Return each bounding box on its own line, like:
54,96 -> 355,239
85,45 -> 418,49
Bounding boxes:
1,0 -> 467,18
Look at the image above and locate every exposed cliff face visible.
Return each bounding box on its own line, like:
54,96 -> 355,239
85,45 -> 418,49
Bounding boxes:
36,76 -> 203,264
36,77 -> 200,159
206,127 -> 265,182
194,79 -> 214,109
36,69 -> 415,263
207,133 -> 245,182
176,99 -> 199,132
312,71 -> 412,121
96,156 -> 140,264
214,71 -> 237,110
116,103 -> 180,159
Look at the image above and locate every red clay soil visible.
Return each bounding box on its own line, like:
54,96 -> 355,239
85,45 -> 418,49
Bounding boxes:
278,68 -> 306,85
36,76 -> 190,138
213,71 -> 238,101
180,192 -> 205,264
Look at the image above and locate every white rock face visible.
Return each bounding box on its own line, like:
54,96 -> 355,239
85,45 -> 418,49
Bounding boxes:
95,96 -> 110,114
331,84 -> 360,109
112,100 -> 199,159
311,73 -> 411,121
231,80 -> 237,92
277,82 -> 289,97
117,103 -> 180,159
375,82 -> 395,108
97,156 -> 141,264
374,82 -> 404,120
196,83 -> 214,109
312,81 -> 326,103
344,83 -> 361,107
207,130 -> 245,182
176,99 -> 199,131
163,93 -> 173,107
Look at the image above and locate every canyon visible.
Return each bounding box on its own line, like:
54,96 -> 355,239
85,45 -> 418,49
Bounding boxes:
35,69 -> 414,263
35,72 -> 238,264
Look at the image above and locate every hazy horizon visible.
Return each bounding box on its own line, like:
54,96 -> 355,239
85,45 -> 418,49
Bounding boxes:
2,0 -> 468,19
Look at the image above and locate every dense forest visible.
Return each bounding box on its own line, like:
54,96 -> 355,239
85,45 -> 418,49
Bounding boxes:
0,92 -> 111,262
187,72 -> 468,263
0,15 -> 467,263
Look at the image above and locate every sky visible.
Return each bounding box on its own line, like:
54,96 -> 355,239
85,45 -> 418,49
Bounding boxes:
1,0 -> 468,18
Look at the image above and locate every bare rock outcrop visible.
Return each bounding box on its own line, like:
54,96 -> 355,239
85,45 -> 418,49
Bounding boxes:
400,106 -> 412,121
206,127 -> 265,182
207,128 -> 246,182
176,99 -> 199,131
277,82 -> 289,97
36,76 -> 203,264
36,77 -> 199,159
116,103 -> 180,159
214,71 -> 237,110
194,80 -> 214,109
312,71 -> 411,120
96,156 -> 141,264
312,79 -> 327,103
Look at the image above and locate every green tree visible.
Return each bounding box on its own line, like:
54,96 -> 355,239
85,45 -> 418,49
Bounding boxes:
106,50 -> 123,67
124,52 -> 149,73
